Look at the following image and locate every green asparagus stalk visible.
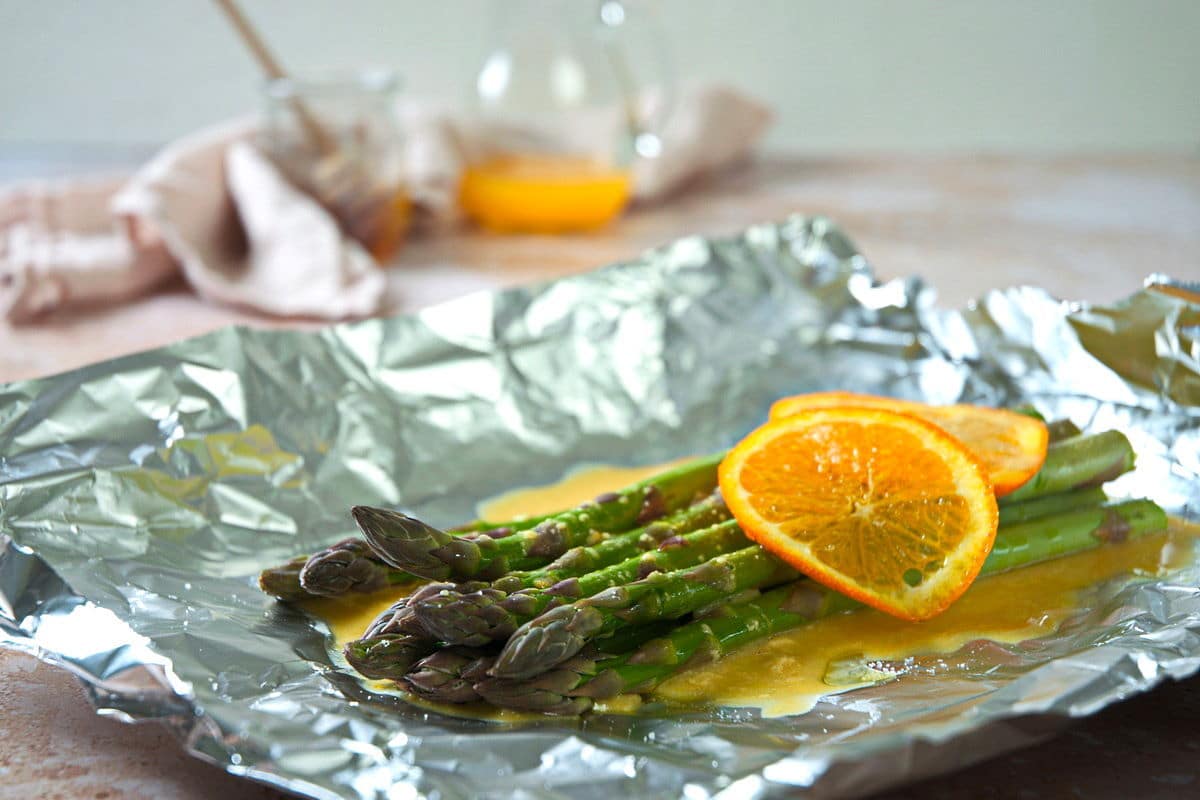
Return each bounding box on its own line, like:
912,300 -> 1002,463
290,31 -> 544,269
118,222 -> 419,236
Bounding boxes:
477,499 -> 1168,713
1002,430 -> 1134,503
491,492 -> 730,593
977,499 -> 1165,572
353,453 -> 723,581
260,509 -> 552,601
491,543 -> 798,679
997,487 -> 1107,526
416,518 -> 751,646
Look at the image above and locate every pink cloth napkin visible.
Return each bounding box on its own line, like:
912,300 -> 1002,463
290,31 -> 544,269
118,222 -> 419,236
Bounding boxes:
0,83 -> 770,324
0,121 -> 384,323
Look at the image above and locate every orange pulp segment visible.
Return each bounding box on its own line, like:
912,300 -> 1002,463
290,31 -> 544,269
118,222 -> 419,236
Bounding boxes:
720,407 -> 999,621
769,391 -> 1048,497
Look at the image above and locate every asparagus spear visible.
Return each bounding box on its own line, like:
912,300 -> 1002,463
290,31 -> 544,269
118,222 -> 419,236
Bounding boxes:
299,538 -> 402,597
260,512 -> 543,601
977,499 -> 1165,572
1002,430 -> 1134,503
403,620 -> 679,704
360,582 -> 452,638
491,544 -> 797,679
998,487 -> 1107,526
354,453 -> 723,581
339,582 -> 457,678
416,518 -> 750,646
492,491 -> 730,594
344,633 -> 436,680
477,499 -> 1168,712
258,538 -> 398,600
404,647 -> 496,703
260,497 -> 707,602
257,553 -> 312,601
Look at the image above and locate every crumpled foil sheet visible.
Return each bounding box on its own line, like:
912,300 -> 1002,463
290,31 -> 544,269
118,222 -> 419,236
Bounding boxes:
1,216 -> 1198,799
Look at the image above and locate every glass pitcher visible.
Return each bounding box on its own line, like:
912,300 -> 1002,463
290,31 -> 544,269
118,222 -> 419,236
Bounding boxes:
459,0 -> 672,234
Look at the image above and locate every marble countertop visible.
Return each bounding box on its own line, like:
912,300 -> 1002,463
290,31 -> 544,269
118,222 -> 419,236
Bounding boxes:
1,151 -> 1198,799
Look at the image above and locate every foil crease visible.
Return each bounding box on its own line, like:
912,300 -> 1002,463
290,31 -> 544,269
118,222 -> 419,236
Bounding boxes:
1,216 -> 1197,799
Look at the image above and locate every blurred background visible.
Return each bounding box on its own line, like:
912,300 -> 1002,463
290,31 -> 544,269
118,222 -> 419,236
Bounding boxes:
0,0 -> 1196,335
3,0 -> 1198,153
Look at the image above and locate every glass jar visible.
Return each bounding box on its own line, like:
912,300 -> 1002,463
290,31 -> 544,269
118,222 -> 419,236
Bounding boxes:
459,0 -> 670,234
260,70 -> 411,262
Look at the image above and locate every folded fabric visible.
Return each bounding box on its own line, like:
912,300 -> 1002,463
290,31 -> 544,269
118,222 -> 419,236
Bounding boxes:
0,83 -> 771,324
1,121 -> 385,323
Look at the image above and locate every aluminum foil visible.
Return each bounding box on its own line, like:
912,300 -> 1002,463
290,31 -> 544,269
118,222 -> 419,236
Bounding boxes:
1,216 -> 1198,799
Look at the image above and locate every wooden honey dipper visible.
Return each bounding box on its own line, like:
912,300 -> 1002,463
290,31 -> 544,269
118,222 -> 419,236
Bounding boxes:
212,0 -> 406,259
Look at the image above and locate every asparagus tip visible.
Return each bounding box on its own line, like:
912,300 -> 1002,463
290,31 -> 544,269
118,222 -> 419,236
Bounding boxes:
413,587 -> 516,646
490,605 -> 602,679
299,538 -> 390,597
352,505 -> 477,580
404,648 -> 494,704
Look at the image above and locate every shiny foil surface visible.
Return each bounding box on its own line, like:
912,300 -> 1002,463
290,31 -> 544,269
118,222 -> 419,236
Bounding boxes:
1,217 -> 1198,799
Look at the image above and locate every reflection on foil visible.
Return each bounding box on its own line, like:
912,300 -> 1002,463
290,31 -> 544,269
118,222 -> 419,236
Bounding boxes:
1,216 -> 1198,799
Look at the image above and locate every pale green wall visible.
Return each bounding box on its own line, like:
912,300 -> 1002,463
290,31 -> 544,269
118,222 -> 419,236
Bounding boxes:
1,0 -> 1197,151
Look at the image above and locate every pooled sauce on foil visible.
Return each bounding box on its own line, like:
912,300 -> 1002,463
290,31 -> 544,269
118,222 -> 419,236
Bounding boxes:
657,521 -> 1193,716
477,458 -> 692,522
308,462 -> 1198,720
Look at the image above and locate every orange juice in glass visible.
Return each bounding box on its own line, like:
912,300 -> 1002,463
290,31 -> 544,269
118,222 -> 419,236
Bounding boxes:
461,0 -> 668,234
459,154 -> 632,233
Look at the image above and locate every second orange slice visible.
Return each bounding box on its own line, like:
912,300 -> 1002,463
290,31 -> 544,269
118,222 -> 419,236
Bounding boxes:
769,391 -> 1048,497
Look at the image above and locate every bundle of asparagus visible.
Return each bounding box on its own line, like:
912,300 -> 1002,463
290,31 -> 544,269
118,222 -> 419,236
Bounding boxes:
259,422 -> 1168,715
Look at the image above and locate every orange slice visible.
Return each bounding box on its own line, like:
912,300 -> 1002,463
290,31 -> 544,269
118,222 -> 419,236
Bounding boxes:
768,391 -> 1048,497
720,408 -> 999,620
